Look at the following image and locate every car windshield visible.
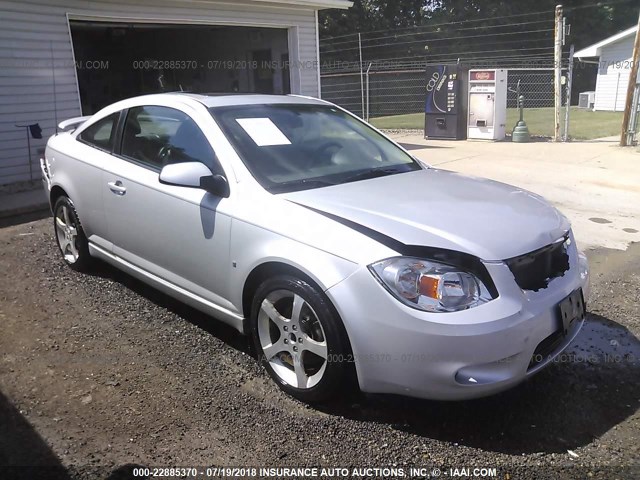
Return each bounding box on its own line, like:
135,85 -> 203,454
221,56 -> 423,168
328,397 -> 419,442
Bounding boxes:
210,104 -> 422,193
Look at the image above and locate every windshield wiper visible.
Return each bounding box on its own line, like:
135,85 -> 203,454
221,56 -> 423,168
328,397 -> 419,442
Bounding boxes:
340,167 -> 407,184
269,178 -> 336,193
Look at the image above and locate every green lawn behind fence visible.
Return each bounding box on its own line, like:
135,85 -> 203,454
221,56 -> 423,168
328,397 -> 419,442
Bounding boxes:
370,107 -> 624,140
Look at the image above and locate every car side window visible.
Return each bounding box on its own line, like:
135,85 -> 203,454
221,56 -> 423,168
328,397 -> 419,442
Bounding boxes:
78,112 -> 119,151
120,106 -> 222,174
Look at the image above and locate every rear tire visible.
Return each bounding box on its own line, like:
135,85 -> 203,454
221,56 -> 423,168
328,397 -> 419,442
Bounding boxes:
53,196 -> 92,272
249,274 -> 350,403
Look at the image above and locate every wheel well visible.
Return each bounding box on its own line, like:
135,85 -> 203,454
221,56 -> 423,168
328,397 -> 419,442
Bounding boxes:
242,261 -> 358,387
50,185 -> 68,208
242,262 -> 320,319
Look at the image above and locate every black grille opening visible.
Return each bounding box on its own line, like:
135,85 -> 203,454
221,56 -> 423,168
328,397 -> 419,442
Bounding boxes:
528,329 -> 565,370
505,237 -> 570,291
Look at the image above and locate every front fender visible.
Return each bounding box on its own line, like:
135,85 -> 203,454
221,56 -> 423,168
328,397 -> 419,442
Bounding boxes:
228,218 -> 359,315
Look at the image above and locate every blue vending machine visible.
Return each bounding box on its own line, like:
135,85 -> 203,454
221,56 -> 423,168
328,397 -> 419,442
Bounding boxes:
424,64 -> 467,140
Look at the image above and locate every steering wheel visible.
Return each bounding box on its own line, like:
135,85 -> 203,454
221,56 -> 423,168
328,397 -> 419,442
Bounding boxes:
317,141 -> 342,157
157,145 -> 172,166
302,141 -> 340,168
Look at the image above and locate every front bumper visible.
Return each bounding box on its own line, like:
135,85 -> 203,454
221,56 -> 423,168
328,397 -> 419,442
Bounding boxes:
326,239 -> 589,401
40,156 -> 53,210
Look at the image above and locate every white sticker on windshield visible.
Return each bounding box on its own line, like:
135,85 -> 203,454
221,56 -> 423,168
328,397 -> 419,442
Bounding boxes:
236,118 -> 291,146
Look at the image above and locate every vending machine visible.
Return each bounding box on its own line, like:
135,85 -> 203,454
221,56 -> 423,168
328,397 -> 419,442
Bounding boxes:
467,69 -> 507,140
424,64 -> 467,140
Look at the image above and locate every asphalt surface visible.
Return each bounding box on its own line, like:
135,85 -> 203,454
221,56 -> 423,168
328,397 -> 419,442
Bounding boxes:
0,218 -> 638,480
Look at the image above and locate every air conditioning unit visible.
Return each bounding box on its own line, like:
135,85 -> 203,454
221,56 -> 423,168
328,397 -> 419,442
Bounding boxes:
578,91 -> 596,109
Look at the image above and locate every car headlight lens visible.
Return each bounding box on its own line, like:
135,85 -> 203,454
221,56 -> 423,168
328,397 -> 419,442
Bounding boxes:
368,257 -> 493,312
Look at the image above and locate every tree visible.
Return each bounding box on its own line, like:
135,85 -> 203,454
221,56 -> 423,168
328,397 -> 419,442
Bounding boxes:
320,0 -> 638,45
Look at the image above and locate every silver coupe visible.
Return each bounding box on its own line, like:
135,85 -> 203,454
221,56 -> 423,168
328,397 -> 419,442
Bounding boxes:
41,93 -> 589,402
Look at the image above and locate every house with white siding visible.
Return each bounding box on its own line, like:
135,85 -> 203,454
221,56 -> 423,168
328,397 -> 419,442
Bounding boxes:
575,25 -> 639,112
0,0 -> 351,185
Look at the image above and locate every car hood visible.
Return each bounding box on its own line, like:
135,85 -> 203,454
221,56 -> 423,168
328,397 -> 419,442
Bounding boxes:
282,169 -> 570,261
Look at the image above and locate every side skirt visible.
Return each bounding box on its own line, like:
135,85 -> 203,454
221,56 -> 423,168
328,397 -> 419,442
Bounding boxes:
88,243 -> 246,334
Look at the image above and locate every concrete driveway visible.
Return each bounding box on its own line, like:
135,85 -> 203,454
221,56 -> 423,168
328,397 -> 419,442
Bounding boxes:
391,133 -> 640,252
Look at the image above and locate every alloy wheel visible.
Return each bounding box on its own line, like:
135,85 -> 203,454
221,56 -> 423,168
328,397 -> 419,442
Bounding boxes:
257,289 -> 328,389
55,204 -> 80,264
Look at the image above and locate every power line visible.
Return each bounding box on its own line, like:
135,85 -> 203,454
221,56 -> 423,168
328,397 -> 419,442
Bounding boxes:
564,0 -> 635,11
321,28 -> 555,54
363,47 -> 555,65
322,35 -> 555,55
322,19 -> 553,48
356,19 -> 552,44
422,46 -> 554,58
320,0 -> 634,42
321,9 -> 554,41
356,46 -> 554,63
320,54 -> 560,74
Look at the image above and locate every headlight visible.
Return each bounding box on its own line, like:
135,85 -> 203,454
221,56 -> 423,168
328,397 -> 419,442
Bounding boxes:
368,257 -> 494,312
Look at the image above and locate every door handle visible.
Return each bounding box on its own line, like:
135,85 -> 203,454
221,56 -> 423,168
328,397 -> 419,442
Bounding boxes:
108,181 -> 127,195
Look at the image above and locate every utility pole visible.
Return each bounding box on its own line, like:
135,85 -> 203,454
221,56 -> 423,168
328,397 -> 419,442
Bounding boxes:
554,5 -> 563,142
620,12 -> 640,146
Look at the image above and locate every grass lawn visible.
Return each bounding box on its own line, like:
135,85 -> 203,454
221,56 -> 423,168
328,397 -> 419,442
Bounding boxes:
370,107 -> 624,140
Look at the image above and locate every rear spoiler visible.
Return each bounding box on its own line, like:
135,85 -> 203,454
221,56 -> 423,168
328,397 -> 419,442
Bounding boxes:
58,116 -> 91,132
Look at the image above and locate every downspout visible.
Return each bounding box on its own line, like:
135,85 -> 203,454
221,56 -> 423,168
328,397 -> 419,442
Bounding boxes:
614,72 -> 621,112
315,10 -> 321,98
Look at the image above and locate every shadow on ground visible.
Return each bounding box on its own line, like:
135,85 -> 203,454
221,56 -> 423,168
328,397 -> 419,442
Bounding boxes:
0,390 -> 70,480
82,260 -> 639,457
398,142 -> 451,150
503,135 -> 551,143
318,312 -> 640,455
87,261 -> 252,356
0,388 -> 172,479
0,210 -> 51,228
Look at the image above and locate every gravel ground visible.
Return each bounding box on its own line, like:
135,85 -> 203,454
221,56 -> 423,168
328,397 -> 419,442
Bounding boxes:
0,218 -> 638,480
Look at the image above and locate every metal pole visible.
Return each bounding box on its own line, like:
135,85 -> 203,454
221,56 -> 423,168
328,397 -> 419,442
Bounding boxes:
620,11 -> 640,146
51,40 -> 58,133
629,83 -> 640,144
563,44 -> 574,142
26,127 -> 33,181
358,33 -> 365,119
365,62 -> 372,122
613,73 -> 621,112
554,5 -> 563,142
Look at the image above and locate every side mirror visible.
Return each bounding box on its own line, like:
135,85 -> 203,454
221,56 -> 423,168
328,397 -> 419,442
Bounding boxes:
159,162 -> 230,198
200,174 -> 230,198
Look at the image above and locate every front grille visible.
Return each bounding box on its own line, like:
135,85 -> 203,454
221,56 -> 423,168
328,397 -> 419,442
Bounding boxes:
505,236 -> 570,291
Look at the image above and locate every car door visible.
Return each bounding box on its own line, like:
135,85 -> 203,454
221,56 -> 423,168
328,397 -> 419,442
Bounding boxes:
102,105 -> 234,311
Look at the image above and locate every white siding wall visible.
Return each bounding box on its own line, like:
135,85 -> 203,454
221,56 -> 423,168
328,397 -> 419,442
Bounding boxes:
594,36 -> 635,112
0,0 -> 321,185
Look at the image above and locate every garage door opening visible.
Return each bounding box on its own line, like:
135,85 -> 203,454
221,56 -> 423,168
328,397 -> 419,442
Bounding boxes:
69,21 -> 291,114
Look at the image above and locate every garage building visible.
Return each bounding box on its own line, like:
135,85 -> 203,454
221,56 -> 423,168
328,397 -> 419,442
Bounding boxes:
0,0 -> 351,185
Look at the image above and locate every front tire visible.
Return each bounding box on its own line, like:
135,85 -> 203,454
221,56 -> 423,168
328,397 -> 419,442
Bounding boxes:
53,196 -> 92,271
249,274 -> 350,403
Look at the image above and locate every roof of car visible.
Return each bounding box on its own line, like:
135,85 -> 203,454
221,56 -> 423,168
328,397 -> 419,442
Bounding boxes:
161,92 -> 328,108
85,93 -> 333,126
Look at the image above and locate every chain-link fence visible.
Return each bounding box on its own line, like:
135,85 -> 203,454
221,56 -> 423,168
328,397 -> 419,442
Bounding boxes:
317,8 -> 581,139
320,67 -> 568,138
322,69 -> 426,119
